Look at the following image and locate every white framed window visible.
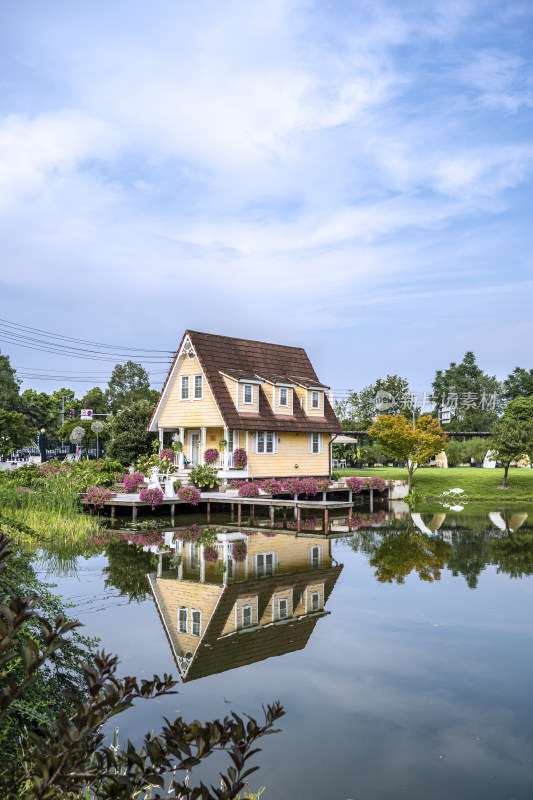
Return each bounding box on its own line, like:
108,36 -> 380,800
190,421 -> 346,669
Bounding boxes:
228,430 -> 235,452
191,609 -> 202,636
194,374 -> 203,399
279,599 -> 288,619
279,387 -> 288,407
242,606 -> 253,628
309,433 -> 322,454
256,431 -> 276,454
243,384 -> 253,404
227,557 -> 234,579
311,592 -> 320,612
308,546 -> 323,568
180,375 -> 190,400
311,390 -> 320,409
253,552 -> 277,577
178,607 -> 188,634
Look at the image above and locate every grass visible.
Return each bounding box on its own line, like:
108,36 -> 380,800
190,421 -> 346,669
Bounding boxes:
336,466 -> 533,500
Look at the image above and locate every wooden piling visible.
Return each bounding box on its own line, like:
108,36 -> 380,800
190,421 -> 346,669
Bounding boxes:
324,507 -> 329,530
238,503 -> 242,525
110,505 -> 115,518
207,501 -> 211,523
297,506 -> 301,533
132,505 -> 138,520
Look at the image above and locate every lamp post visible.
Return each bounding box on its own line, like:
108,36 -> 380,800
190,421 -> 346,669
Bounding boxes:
91,421 -> 104,460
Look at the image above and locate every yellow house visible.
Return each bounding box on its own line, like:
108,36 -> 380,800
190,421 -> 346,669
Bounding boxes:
146,531 -> 343,681
148,330 -> 341,480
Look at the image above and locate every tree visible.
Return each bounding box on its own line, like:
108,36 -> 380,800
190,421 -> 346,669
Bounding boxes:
0,409 -> 34,456
502,367 -> 533,401
106,362 -> 152,414
502,395 -> 533,423
369,413 -> 448,490
19,389 -> 56,434
490,417 -> 533,487
431,351 -> 502,431
58,418 -> 110,451
334,375 -> 410,430
0,351 -> 20,412
107,399 -> 156,464
0,530 -> 284,798
80,386 -> 109,416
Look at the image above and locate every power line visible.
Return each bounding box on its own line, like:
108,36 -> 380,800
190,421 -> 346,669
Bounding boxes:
0,317 -> 174,354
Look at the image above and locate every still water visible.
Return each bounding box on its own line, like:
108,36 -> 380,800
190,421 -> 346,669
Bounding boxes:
34,505 -> 533,799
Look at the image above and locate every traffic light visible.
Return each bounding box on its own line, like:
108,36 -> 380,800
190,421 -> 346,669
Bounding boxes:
69,409 -> 75,419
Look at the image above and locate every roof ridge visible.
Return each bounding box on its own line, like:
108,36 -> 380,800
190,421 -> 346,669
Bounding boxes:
187,329 -> 306,352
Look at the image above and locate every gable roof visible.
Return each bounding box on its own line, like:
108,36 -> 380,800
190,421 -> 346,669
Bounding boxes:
150,330 -> 341,433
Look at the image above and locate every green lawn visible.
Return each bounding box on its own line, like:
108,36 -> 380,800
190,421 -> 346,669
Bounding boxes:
335,466 -> 533,500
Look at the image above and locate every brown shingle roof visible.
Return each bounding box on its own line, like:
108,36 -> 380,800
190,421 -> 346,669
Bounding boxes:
188,331 -> 341,433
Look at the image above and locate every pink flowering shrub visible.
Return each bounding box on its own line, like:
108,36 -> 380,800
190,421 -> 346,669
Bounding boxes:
113,472 -> 125,483
159,448 -> 175,463
123,471 -> 145,493
316,478 -> 332,492
238,482 -> 261,498
259,479 -> 283,495
203,448 -> 219,465
123,530 -> 164,546
281,478 -> 303,495
229,480 -> 247,488
203,545 -> 219,562
177,486 -> 202,505
232,448 -> 248,469
287,516 -> 320,531
345,476 -> 388,493
39,463 -> 73,478
176,523 -> 203,542
139,487 -> 164,509
83,486 -> 113,508
232,540 -> 247,562
349,510 -> 388,530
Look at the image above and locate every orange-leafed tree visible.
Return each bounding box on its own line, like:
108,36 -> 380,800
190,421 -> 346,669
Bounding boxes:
369,413 -> 448,490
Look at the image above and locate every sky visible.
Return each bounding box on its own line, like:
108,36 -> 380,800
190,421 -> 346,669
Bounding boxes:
0,0 -> 532,401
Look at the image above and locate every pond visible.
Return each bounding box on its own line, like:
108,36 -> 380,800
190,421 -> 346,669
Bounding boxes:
28,504 -> 533,799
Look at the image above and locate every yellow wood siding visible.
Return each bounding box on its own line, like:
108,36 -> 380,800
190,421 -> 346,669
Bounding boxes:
156,579 -> 222,653
275,386 -> 293,415
262,382 -> 275,411
159,355 -> 223,428
306,389 -> 324,417
222,375 -> 237,406
247,432 -> 331,478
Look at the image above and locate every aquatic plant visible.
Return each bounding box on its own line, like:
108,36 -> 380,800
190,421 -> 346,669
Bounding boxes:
139,487 -> 164,509
232,447 -> 248,469
176,485 -> 201,505
203,447 -> 219,465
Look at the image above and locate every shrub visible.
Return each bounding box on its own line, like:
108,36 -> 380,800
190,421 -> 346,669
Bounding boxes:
317,478 -> 332,492
232,448 -> 248,469
176,485 -> 201,505
123,471 -> 145,493
123,530 -> 164,546
175,523 -> 203,542
238,482 -> 261,498
159,448 -> 175,463
83,486 -> 113,508
203,448 -> 220,465
139,487 -> 164,509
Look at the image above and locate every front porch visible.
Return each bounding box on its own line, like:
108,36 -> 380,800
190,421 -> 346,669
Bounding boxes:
158,425 -> 249,481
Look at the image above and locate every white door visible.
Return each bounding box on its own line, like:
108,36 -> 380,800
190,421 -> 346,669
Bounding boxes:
188,430 -> 200,466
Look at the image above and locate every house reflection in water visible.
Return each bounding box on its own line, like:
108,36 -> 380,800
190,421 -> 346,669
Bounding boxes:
146,531 -> 343,682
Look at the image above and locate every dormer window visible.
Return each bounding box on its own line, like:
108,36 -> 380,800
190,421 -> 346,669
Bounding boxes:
244,384 -> 253,404
311,390 -> 320,409
279,387 -> 288,407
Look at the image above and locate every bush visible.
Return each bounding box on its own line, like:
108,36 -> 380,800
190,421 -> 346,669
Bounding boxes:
123,471 -> 145,493
259,479 -> 283,494
189,465 -> 221,490
83,486 -> 113,508
203,448 -> 220,465
345,476 -> 388,493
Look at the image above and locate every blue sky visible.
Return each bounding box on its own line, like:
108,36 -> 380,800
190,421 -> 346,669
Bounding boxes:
0,0 -> 532,400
